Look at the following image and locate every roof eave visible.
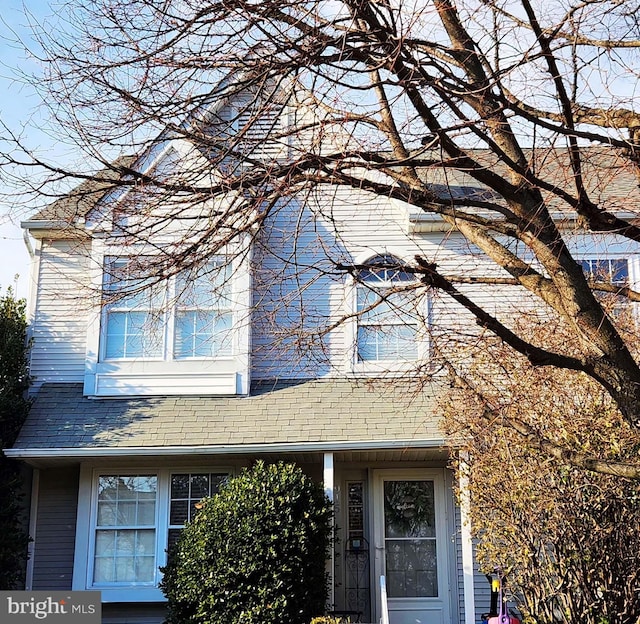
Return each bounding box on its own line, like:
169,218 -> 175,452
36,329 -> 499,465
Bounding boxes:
6,437 -> 449,462
21,219 -> 89,239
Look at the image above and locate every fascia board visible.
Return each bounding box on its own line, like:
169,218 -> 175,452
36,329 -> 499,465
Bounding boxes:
6,438 -> 448,460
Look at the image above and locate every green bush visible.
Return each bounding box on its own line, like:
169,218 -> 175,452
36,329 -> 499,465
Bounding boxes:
0,289 -> 30,589
160,460 -> 333,624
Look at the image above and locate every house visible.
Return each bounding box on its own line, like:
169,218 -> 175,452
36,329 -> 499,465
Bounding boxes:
7,84 -> 640,624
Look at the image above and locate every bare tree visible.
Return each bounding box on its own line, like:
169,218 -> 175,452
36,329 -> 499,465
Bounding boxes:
3,0 -> 640,470
441,319 -> 640,623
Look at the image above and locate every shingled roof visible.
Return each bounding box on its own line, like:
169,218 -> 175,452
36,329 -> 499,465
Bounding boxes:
23,156 -> 135,227
9,379 -> 445,459
22,147 -> 640,229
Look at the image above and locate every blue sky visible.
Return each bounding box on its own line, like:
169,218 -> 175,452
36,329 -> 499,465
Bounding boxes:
0,0 -> 54,299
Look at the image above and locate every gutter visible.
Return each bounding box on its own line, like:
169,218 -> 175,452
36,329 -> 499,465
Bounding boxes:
6,437 -> 449,459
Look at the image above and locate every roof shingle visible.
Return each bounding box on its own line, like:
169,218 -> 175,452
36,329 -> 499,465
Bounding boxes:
12,379 -> 445,452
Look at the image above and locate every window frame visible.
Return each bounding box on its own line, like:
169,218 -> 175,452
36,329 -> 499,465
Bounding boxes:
100,256 -> 234,364
84,239 -> 252,397
577,255 -> 636,319
76,465 -> 233,602
347,253 -> 428,373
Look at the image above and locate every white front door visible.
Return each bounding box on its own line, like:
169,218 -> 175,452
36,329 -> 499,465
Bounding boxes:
373,470 -> 450,624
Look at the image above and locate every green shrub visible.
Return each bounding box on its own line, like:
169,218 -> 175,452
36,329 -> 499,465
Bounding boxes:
0,289 -> 30,589
160,460 -> 333,624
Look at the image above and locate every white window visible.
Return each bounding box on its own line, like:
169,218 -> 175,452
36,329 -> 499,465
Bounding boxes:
94,475 -> 158,585
174,264 -> 233,359
84,469 -> 230,599
356,255 -> 419,362
102,257 -> 233,362
579,257 -> 631,318
579,258 -> 629,288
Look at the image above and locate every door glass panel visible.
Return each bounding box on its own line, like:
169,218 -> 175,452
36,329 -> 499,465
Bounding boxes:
383,480 -> 437,598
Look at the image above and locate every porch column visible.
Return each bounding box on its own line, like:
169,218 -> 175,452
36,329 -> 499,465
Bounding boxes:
459,452 -> 476,624
323,452 -> 335,610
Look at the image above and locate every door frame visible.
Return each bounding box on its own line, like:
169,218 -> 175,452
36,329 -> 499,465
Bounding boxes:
371,468 -> 451,624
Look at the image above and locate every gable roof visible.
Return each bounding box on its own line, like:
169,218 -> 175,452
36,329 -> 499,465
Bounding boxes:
22,156 -> 136,232
8,379 -> 446,464
23,146 -> 640,234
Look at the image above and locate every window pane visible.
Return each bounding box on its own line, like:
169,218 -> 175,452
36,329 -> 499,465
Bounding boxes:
384,481 -> 435,538
137,501 -> 156,525
93,556 -> 114,583
174,311 -> 233,358
357,325 -> 417,361
169,500 -> 189,525
386,540 -> 437,598
105,311 -> 163,359
176,260 -> 231,308
190,474 -> 210,499
358,289 -> 415,324
171,474 -> 189,499
377,325 -> 418,360
95,530 -> 115,556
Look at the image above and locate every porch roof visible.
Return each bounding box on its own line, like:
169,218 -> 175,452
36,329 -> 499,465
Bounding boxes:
9,379 -> 448,463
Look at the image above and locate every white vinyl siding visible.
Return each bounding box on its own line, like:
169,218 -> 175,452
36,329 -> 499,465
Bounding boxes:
29,241 -> 92,392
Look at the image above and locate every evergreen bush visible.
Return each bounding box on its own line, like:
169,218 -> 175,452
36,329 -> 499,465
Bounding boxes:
0,288 -> 31,589
161,460 -> 333,624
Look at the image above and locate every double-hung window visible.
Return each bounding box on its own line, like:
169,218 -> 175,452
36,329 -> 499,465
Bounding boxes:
94,475 -> 158,585
85,469 -> 230,599
104,260 -> 164,359
102,257 -> 233,362
174,261 -> 233,359
355,255 -> 419,362
579,258 -> 629,289
167,472 -> 229,550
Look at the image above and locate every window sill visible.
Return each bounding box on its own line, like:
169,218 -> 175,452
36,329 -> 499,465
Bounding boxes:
91,587 -> 167,603
349,359 -> 424,376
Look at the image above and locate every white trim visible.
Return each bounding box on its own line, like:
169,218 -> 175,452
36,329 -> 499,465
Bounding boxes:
323,453 -> 335,610
83,239 -> 253,397
459,453 -> 476,624
7,438 -> 448,460
371,468 -> 451,624
25,468 -> 39,590
74,464 -> 233,602
73,464 -> 94,593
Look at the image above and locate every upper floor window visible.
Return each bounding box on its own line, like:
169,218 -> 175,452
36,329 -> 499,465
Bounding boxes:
355,255 -> 419,362
102,257 -> 233,361
579,258 -> 629,288
579,257 -> 632,320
